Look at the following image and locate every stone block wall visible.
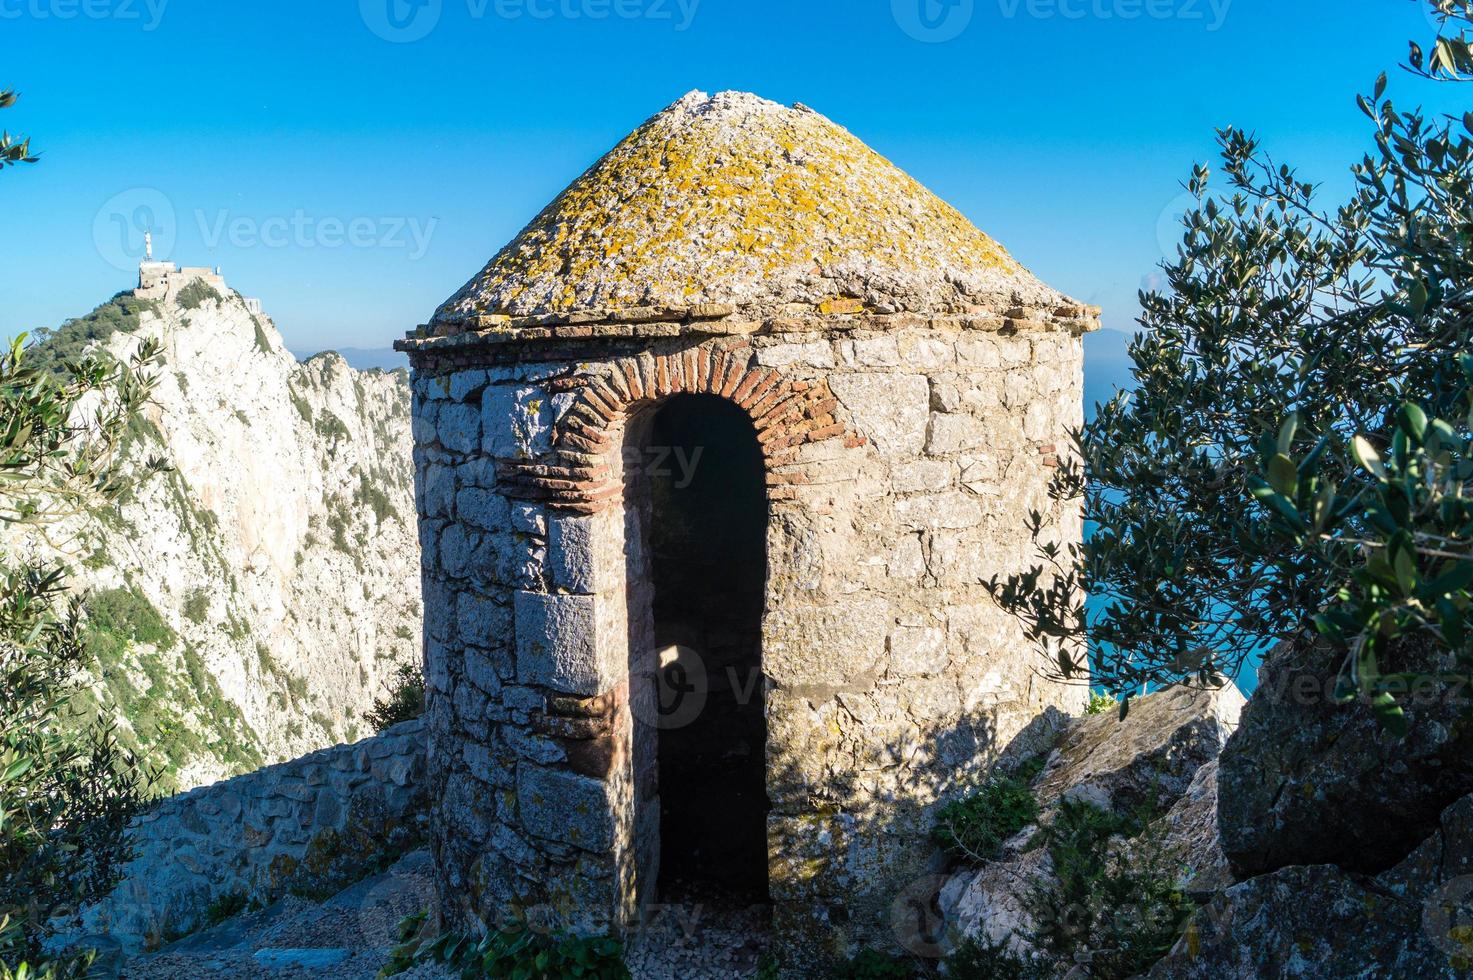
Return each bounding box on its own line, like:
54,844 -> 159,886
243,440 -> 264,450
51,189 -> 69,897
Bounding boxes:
403,306 -> 1092,957
58,719 -> 427,956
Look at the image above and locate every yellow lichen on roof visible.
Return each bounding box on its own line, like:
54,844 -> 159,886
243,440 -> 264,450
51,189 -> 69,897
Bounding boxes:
433,91 -> 1068,325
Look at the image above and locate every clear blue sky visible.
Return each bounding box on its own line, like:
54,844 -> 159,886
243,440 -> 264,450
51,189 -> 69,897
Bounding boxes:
1,0 -> 1457,352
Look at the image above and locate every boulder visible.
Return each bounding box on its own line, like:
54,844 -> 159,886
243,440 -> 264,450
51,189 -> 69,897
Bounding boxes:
1145,759 -> 1231,900
1218,635 -> 1473,879
1146,865 -> 1458,979
1031,684 -> 1244,816
1377,792 -> 1473,965
938,841 -> 1051,955
938,684 -> 1242,958
1381,792 -> 1473,897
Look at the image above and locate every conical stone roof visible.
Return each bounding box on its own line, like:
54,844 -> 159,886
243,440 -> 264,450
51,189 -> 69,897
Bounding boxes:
432,91 -> 1074,329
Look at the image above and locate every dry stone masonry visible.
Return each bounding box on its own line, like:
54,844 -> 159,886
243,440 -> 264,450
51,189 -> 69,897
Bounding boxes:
397,90 -> 1100,958
59,720 -> 428,957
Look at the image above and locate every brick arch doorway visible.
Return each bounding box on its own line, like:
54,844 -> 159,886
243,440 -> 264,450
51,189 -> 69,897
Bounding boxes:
624,393 -> 771,908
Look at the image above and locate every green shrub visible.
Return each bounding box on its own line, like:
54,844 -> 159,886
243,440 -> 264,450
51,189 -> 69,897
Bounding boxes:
182,589 -> 209,625
933,775 -> 1038,863
204,890 -> 249,928
354,474 -> 399,524
251,317 -> 272,355
945,935 -> 1049,980
1085,693 -> 1118,716
367,662 -> 425,732
1026,800 -> 1191,980
87,587 -> 175,652
176,280 -> 221,311
1,325 -> 165,973
842,949 -> 917,979
987,0 -> 1473,719
289,389 -> 313,424
382,912 -> 629,979
315,410 -> 349,443
28,293 -> 160,376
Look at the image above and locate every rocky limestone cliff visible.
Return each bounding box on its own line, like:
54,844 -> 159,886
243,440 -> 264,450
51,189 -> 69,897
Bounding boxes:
30,269 -> 421,791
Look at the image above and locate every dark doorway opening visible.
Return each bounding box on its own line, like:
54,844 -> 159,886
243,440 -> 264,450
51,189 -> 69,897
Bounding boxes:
646,394 -> 770,904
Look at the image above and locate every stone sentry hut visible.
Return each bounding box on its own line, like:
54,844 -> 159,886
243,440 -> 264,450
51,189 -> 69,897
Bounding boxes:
397,91 -> 1097,956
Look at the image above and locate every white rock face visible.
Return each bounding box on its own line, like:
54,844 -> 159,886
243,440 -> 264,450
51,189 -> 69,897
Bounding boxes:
51,274 -> 420,790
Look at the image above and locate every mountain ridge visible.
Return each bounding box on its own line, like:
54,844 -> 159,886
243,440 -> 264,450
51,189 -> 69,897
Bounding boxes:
28,270 -> 423,791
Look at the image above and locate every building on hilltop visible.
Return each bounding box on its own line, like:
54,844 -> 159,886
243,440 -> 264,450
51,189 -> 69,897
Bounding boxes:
136,261 -> 226,301
136,260 -> 260,314
397,90 -> 1098,958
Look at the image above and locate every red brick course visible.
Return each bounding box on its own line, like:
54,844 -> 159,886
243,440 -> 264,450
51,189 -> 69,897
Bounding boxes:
497,346 -> 857,512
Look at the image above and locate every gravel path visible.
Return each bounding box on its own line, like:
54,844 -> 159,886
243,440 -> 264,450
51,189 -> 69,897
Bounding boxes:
121,853 -> 773,979
122,851 -> 449,980
624,893 -> 773,979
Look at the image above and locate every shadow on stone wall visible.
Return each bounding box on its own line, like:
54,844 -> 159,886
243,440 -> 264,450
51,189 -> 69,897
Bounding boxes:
48,718 -> 429,958
633,683 -> 1078,970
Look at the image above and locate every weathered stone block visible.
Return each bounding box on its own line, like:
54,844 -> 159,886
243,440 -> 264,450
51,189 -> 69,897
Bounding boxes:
456,487 -> 509,531
458,593 -> 510,648
894,491 -> 983,530
483,385 -> 554,459
546,511 -> 623,595
446,369 -> 490,403
421,463 -> 454,519
889,623 -> 948,675
503,727 -> 567,765
437,403 -> 482,455
411,401 -> 439,444
514,592 -> 621,696
456,456 -> 498,489
424,587 -> 455,643
927,411 -> 990,454
754,340 -> 836,368
898,331 -> 955,370
517,766 -> 613,852
829,373 -> 930,455
464,740 -> 513,789
439,524 -> 481,579
890,459 -> 953,494
511,504 -> 546,536
426,638 -> 451,694
838,336 -> 901,367
764,597 -> 889,691
545,514 -> 594,594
